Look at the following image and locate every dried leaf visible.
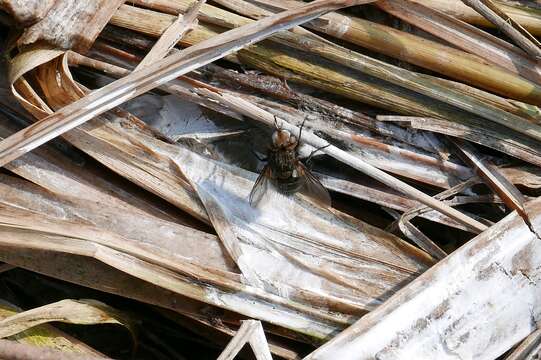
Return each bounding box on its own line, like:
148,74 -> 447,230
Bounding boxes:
0,299 -> 135,342
0,300 -> 105,355
306,197 -> 541,359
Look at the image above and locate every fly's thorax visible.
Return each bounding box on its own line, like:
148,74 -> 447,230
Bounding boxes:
268,147 -> 298,179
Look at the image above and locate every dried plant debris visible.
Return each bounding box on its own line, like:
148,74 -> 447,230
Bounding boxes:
305,197 -> 541,359
1,0 -> 541,358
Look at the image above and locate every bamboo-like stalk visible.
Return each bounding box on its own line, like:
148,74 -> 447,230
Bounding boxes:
211,0 -> 541,140
418,0 -> 541,36
377,0 -> 541,86
110,9 -> 455,117
460,0 -> 541,60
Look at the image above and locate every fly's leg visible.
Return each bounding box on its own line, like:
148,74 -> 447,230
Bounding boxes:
273,115 -> 282,130
296,116 -> 307,150
305,144 -> 330,168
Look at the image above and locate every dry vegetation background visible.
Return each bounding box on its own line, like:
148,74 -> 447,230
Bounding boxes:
1,0 -> 541,359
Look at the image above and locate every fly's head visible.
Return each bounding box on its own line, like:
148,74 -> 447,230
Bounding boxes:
272,129 -> 297,149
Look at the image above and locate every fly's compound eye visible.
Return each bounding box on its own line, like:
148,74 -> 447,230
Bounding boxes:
289,135 -> 297,145
272,131 -> 279,145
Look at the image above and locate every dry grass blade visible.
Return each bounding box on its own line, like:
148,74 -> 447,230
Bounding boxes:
134,0 -> 205,71
461,0 -> 541,60
217,320 -> 273,360
396,179 -> 480,260
0,0 -> 374,168
451,138 -> 533,229
0,299 -> 135,341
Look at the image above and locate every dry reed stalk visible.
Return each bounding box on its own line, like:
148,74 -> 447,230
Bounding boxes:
418,0 -> 541,36
77,45 -> 472,189
211,0 -> 541,141
460,0 -> 541,60
73,52 -> 494,232
160,0 -> 541,104
377,0 -> 541,86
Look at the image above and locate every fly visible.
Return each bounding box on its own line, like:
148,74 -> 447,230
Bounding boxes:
249,117 -> 331,207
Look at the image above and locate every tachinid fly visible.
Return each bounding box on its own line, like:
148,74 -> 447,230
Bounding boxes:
249,117 -> 331,207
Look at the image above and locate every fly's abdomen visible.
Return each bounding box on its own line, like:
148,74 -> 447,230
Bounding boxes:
275,176 -> 305,195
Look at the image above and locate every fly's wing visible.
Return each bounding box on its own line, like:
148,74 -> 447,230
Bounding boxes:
249,165 -> 272,206
297,162 -> 332,208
